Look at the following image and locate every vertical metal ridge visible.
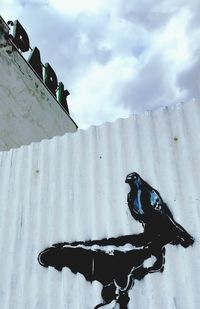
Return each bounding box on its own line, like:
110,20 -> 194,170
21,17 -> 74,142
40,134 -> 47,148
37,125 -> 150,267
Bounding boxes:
100,122 -> 119,239
111,118 -> 133,236
90,124 -> 109,240
13,146 -> 31,309
0,151 -> 13,307
179,101 -> 200,307
5,148 -> 25,309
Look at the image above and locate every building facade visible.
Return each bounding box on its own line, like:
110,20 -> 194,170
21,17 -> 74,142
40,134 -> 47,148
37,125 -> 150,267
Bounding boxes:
0,16 -> 77,151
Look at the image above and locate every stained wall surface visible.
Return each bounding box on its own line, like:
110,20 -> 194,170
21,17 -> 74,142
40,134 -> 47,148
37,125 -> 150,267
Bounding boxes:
0,99 -> 199,308
0,17 -> 77,151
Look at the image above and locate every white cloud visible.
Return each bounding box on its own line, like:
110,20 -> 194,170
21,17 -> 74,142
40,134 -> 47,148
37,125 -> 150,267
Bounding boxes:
71,57 -> 135,127
50,0 -> 103,15
153,9 -> 191,65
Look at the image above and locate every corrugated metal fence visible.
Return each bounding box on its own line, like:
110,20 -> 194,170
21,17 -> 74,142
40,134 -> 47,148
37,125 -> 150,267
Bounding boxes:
0,99 -> 199,308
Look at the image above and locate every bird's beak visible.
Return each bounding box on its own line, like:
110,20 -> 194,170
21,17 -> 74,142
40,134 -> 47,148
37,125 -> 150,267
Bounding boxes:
125,177 -> 131,183
38,250 -> 48,267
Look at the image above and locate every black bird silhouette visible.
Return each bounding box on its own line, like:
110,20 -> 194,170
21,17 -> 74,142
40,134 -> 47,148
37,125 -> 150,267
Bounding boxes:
38,172 -> 194,308
125,172 -> 194,249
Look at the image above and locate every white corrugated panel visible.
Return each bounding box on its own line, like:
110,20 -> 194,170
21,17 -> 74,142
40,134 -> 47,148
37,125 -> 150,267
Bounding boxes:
0,99 -> 199,308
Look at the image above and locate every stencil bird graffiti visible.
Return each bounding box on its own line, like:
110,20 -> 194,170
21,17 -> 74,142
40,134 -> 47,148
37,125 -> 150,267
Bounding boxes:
38,173 -> 194,308
126,173 -> 194,247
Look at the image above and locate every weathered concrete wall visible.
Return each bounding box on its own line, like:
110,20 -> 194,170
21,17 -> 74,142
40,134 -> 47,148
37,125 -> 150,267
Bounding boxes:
0,17 -> 77,151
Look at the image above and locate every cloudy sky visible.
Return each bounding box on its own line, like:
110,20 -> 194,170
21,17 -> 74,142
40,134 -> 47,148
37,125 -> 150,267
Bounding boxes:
1,0 -> 200,128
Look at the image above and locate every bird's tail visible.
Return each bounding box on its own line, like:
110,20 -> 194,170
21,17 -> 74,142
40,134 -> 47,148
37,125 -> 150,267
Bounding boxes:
175,233 -> 194,248
169,218 -> 194,248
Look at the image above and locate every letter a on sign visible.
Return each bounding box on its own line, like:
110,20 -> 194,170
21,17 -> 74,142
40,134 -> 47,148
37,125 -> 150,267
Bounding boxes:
44,63 -> 58,97
28,47 -> 43,79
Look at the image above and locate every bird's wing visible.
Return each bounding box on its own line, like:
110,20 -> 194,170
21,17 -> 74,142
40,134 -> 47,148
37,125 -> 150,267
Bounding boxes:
149,189 -> 173,217
149,189 -> 163,211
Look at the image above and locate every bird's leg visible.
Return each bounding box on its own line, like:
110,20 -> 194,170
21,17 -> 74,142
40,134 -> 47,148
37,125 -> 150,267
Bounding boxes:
94,303 -> 107,309
94,283 -> 118,309
133,244 -> 165,277
116,291 -> 130,309
147,246 -> 166,273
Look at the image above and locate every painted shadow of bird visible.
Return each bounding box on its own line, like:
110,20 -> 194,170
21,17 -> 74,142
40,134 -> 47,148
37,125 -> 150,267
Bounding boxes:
38,173 -> 194,308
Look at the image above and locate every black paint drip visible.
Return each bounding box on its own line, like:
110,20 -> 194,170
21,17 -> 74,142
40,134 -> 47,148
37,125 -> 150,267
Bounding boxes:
38,172 -> 194,308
